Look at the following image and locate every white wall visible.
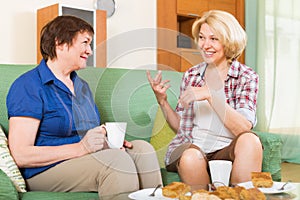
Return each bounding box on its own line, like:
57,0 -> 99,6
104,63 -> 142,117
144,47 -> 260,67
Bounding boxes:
106,0 -> 157,69
0,0 -> 156,69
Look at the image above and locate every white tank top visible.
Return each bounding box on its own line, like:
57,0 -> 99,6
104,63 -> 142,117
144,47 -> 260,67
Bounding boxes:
192,90 -> 235,153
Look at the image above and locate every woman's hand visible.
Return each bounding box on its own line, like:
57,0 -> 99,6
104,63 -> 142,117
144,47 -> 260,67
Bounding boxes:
178,85 -> 211,109
120,140 -> 133,151
80,125 -> 107,154
147,70 -> 170,105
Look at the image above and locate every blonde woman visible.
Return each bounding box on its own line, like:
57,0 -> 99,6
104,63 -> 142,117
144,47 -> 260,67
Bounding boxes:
147,10 -> 262,188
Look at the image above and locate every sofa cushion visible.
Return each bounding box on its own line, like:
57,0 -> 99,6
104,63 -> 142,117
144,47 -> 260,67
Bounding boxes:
150,106 -> 176,168
79,68 -> 157,142
0,125 -> 27,192
150,107 -> 181,185
77,68 -> 182,143
0,65 -> 35,133
160,168 -> 181,186
0,169 -> 19,200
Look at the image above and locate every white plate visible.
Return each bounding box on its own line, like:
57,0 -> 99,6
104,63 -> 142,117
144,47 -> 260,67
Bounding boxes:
237,181 -> 296,194
128,188 -> 176,200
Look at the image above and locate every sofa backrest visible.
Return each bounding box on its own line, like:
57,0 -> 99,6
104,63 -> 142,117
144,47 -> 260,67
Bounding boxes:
77,67 -> 183,142
0,64 -> 183,141
0,64 -> 36,133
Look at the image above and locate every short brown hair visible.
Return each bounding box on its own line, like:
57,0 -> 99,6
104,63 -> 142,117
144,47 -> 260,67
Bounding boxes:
40,15 -> 94,61
192,10 -> 247,63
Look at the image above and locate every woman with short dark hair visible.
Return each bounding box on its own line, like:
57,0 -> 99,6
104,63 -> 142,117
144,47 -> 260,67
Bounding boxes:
7,15 -> 162,198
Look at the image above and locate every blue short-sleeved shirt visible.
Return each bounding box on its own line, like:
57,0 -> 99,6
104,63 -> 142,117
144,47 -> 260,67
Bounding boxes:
6,59 -> 101,179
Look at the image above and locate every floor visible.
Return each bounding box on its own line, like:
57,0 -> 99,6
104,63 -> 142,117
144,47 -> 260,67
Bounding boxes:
281,162 -> 300,182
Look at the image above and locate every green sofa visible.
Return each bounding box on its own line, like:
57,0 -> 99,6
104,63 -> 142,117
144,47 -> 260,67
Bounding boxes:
0,64 -> 282,199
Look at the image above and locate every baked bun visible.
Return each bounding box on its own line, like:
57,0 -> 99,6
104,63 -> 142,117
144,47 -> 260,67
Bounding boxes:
162,182 -> 191,198
192,189 -> 209,194
211,186 -> 239,199
251,172 -> 273,188
191,193 -> 221,200
231,185 -> 247,196
240,188 -> 266,200
179,193 -> 192,200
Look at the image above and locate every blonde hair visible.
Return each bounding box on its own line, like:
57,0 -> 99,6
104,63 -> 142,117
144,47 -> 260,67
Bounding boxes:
192,10 -> 247,63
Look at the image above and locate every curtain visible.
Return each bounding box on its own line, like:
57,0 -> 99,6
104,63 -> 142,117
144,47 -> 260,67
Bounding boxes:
254,0 -> 300,163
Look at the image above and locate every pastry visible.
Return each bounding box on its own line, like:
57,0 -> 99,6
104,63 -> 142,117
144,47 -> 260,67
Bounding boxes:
162,182 -> 191,198
212,186 -> 239,199
179,193 -> 192,200
163,182 -> 266,200
192,189 -> 209,194
240,188 -> 266,200
251,172 -> 273,188
191,192 -> 221,200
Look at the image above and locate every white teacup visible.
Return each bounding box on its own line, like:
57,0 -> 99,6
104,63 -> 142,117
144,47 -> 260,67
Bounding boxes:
209,160 -> 232,187
105,122 -> 127,149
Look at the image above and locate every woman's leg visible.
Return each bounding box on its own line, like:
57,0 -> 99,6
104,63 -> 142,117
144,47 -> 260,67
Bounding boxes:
126,140 -> 163,188
178,148 -> 210,189
165,143 -> 209,188
231,132 -> 263,184
26,149 -> 139,197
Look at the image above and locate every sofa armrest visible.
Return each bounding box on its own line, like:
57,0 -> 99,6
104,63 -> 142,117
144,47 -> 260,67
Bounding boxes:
256,131 -> 283,181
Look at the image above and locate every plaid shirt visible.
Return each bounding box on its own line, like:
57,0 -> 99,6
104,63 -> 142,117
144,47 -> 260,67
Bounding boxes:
165,60 -> 259,165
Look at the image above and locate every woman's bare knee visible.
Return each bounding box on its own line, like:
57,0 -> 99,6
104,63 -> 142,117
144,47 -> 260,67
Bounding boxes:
179,148 -> 205,168
235,133 -> 262,153
178,149 -> 209,185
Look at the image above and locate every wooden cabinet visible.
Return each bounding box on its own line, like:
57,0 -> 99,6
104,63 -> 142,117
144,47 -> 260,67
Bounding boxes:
208,0 -> 245,29
157,0 -> 180,71
177,0 -> 208,17
37,4 -> 107,67
157,0 -> 245,72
